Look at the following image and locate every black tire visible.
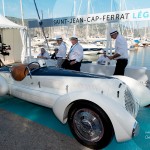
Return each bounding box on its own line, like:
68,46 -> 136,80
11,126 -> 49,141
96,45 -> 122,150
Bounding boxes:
68,101 -> 114,149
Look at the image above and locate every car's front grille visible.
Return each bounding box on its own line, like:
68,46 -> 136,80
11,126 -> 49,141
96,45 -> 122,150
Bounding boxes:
124,88 -> 139,117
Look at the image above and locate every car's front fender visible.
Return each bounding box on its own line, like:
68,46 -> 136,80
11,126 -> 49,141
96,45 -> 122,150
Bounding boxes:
114,75 -> 150,107
53,91 -> 138,142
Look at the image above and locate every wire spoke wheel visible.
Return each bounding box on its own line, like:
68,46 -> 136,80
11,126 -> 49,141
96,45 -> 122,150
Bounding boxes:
73,108 -> 104,142
68,102 -> 114,149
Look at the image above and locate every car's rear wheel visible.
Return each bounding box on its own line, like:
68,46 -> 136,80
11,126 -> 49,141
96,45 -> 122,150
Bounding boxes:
68,102 -> 114,149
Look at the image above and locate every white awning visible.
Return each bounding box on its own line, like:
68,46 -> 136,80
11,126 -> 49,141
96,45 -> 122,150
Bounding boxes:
0,14 -> 27,64
0,14 -> 26,29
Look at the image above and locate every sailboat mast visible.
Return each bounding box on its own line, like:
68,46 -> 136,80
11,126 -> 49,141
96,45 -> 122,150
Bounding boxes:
91,1 -> 99,37
48,8 -> 51,38
77,0 -> 82,15
2,0 -> 5,16
86,0 -> 90,39
73,0 -> 76,35
111,0 -> 113,11
20,0 -> 24,26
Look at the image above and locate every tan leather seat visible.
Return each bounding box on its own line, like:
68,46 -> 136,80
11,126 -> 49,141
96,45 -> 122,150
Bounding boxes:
11,64 -> 29,81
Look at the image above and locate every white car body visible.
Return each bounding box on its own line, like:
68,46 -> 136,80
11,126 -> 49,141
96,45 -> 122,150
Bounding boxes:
0,62 -> 147,148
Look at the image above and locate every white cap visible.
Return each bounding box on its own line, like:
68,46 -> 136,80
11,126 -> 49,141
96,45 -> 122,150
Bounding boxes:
55,35 -> 63,40
70,35 -> 78,40
109,29 -> 118,35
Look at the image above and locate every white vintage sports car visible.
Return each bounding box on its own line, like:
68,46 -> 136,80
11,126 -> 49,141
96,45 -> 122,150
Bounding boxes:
0,62 -> 150,149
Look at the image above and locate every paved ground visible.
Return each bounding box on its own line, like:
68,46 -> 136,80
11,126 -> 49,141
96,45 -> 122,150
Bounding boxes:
1,95 -> 150,150
0,109 -> 91,150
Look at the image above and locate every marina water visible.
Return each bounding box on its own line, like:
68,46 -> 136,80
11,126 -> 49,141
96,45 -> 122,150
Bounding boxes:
84,47 -> 150,69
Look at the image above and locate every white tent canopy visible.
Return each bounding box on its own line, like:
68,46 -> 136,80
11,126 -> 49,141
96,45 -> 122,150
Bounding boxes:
0,14 -> 25,29
0,14 -> 27,64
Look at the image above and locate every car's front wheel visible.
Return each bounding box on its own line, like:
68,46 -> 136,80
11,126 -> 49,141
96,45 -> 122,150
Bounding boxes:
68,102 -> 114,149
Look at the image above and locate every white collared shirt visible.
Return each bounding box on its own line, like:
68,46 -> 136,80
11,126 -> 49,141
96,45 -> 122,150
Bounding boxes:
56,42 -> 67,59
97,55 -> 110,65
69,43 -> 83,62
115,34 -> 128,59
38,51 -> 50,59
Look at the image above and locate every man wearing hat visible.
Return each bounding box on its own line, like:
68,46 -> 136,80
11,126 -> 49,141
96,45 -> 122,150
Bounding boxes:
107,29 -> 128,75
55,36 -> 67,68
37,47 -> 50,59
63,35 -> 83,71
97,50 -> 110,65
51,48 -> 58,59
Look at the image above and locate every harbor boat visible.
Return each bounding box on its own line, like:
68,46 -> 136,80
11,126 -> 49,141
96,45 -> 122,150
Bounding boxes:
80,42 -> 102,55
129,45 -> 138,51
31,37 -> 45,46
140,39 -> 150,47
64,38 -> 103,55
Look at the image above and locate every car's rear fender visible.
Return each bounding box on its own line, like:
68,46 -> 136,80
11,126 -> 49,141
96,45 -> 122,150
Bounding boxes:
53,91 -> 137,142
0,75 -> 9,96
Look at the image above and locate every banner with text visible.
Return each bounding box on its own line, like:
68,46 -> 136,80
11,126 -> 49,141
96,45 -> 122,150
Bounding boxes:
28,8 -> 150,28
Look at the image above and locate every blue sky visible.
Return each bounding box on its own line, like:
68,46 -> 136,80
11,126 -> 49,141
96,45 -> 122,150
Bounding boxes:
0,0 -> 150,19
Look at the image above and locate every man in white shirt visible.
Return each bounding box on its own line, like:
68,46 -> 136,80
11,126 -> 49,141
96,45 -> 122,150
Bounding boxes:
62,35 -> 83,71
107,29 -> 128,75
97,51 -> 110,65
55,36 -> 67,68
37,48 -> 50,59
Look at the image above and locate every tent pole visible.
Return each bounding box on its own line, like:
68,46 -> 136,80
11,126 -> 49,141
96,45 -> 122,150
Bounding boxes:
25,29 -> 28,59
106,22 -> 112,65
29,29 -> 31,59
106,23 -> 109,56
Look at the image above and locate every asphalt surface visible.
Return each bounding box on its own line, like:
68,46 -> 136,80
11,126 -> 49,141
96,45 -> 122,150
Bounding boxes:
0,109 -> 91,150
1,95 -> 150,150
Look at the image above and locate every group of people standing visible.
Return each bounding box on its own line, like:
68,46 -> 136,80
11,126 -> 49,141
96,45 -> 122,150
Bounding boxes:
38,35 -> 84,71
38,28 -> 128,76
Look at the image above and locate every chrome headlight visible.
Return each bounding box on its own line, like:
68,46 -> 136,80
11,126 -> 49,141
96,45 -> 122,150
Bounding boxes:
132,122 -> 139,137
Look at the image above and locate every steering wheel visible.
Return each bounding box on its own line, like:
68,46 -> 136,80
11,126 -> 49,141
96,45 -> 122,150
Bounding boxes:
24,62 -> 40,79
27,62 -> 40,69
